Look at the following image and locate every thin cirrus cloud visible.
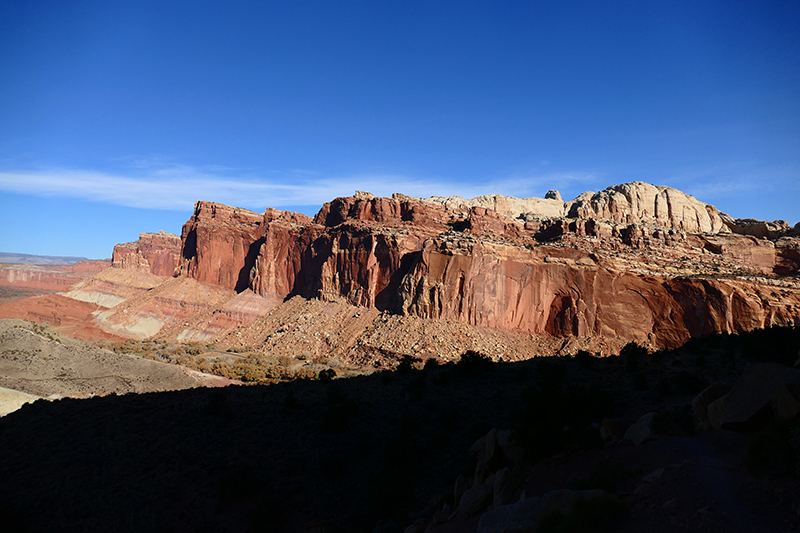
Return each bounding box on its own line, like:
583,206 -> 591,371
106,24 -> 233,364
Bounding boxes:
0,167 -> 602,212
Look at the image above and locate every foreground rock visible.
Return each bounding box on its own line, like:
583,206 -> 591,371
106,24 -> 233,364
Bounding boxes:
703,363 -> 800,431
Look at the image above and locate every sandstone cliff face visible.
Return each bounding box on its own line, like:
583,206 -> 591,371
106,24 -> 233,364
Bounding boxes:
566,182 -> 730,233
112,231 -> 181,277
421,182 -> 730,234
175,183 -> 800,351
177,201 -> 313,292
397,237 -> 800,348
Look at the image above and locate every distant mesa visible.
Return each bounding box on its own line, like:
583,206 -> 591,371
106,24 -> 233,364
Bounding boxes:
0,252 -> 91,265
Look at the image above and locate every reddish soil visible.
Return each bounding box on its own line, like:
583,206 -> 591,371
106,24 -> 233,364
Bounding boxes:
0,294 -> 124,341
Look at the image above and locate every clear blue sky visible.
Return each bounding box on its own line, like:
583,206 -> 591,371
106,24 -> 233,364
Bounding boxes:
1,1 -> 798,259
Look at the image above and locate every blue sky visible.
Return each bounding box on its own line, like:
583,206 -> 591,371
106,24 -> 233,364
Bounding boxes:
1,1 -> 799,259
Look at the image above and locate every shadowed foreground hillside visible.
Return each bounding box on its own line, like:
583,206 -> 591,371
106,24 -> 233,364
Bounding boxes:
1,327 -> 800,532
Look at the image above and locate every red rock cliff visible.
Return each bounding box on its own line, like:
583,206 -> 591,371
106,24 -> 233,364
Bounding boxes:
176,185 -> 800,349
112,231 -> 181,277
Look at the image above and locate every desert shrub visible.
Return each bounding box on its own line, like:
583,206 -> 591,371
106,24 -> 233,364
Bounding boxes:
423,357 -> 440,369
620,342 -> 647,372
567,458 -> 637,492
293,367 -> 315,380
226,345 -> 254,354
396,355 -> 418,375
455,350 -> 494,377
537,494 -> 629,533
317,368 -> 336,381
649,349 -> 667,363
574,350 -> 594,367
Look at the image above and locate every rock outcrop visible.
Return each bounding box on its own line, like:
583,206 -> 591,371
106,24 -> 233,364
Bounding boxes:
5,182 -> 798,356
175,183 -> 800,350
112,231 -> 181,276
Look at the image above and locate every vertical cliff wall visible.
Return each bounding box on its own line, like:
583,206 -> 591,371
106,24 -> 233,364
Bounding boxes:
175,184 -> 800,349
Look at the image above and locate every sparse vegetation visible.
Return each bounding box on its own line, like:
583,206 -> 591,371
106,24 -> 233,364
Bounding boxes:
455,349 -> 494,377
6,322 -> 800,531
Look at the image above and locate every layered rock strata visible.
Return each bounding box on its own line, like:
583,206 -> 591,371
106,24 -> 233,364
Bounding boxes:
176,183 -> 800,350
112,231 -> 181,276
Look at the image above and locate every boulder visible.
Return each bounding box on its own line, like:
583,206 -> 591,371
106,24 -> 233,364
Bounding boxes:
477,489 -> 610,533
600,418 -> 624,442
453,474 -> 467,507
623,412 -> 658,445
457,480 -> 494,517
717,363 -> 800,432
771,383 -> 800,420
692,382 -> 732,430
492,465 -> 524,509
469,428 -> 511,486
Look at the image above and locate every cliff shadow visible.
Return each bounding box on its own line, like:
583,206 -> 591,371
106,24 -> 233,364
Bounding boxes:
235,236 -> 265,293
374,251 -> 421,313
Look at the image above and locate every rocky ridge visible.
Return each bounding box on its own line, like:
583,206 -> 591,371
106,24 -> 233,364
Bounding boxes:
2,181 -> 799,368
175,182 -> 800,351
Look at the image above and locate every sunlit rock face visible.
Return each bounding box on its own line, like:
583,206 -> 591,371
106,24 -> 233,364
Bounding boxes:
112,231 -> 181,277
174,183 -> 800,350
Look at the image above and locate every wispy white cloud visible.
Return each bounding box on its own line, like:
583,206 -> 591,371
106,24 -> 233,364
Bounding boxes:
0,165 -> 603,211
